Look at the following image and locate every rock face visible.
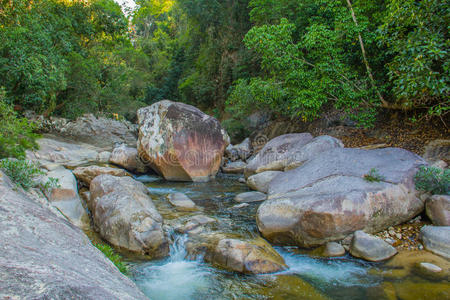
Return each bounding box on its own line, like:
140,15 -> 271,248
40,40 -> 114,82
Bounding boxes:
245,134 -> 343,177
349,231 -> 397,262
89,175 -> 168,257
0,172 -> 147,299
137,100 -> 229,182
247,171 -> 283,193
420,226 -> 450,259
186,234 -> 286,274
44,167 -> 89,229
423,139 -> 450,163
167,193 -> 198,211
52,114 -> 137,148
26,135 -> 102,168
257,147 -> 426,247
426,195 -> 450,226
225,138 -> 252,162
73,165 -> 130,186
234,191 -> 267,203
110,144 -> 149,174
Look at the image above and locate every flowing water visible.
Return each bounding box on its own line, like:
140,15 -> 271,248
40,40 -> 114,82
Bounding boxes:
126,174 -> 449,300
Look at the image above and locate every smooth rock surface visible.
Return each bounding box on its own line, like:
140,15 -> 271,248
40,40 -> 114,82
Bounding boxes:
258,147 -> 426,247
110,144 -> 149,174
0,171 -> 147,299
349,231 -> 397,262
44,167 -> 89,229
222,160 -> 247,174
186,233 -> 286,274
426,195 -> 450,226
89,175 -> 168,257
137,100 -> 229,182
323,242 -> 346,257
73,165 -> 130,186
167,193 -> 198,211
247,171 -> 283,193
234,191 -> 267,203
420,226 -> 450,258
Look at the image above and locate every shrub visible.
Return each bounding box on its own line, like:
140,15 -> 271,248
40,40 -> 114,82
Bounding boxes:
415,166 -> 450,195
0,159 -> 44,190
94,243 -> 128,274
364,168 -> 385,182
0,88 -> 40,159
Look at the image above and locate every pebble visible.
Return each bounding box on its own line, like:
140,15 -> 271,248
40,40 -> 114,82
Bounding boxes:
419,262 -> 442,273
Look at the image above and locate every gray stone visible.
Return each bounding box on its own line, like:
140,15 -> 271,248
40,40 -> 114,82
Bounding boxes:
222,160 -> 247,174
258,147 -> 426,247
349,231 -> 397,262
234,191 -> 267,203
110,144 -> 149,174
175,215 -> 217,234
323,242 -> 346,257
225,138 -> 252,161
420,226 -> 450,259
43,167 -> 89,229
168,193 -> 198,211
418,262 -> 442,273
89,175 -> 168,258
73,165 -> 131,186
247,171 -> 283,193
231,203 -> 250,209
426,195 -> 450,226
0,171 -> 147,299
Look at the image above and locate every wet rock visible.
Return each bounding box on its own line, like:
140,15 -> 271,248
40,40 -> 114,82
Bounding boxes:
231,203 -> 250,209
167,193 -> 198,211
234,191 -> 267,203
258,147 -> 426,247
186,234 -> 286,274
44,167 -> 89,229
349,231 -> 397,262
110,144 -> 149,174
420,226 -> 450,258
238,177 -> 246,183
323,242 -> 346,257
254,275 -> 328,300
73,165 -> 131,186
222,160 -> 247,174
418,262 -> 442,273
225,138 -> 252,162
0,171 -> 147,299
392,281 -> 450,300
426,195 -> 450,226
247,171 -> 283,193
89,175 -> 168,258
175,215 -> 217,234
137,100 -> 229,182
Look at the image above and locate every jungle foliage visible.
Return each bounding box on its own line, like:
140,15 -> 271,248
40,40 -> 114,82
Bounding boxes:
0,0 -> 448,142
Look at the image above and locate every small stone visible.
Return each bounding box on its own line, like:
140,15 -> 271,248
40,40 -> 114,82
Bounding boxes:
395,233 -> 402,240
231,203 -> 250,209
419,262 -> 442,273
389,230 -> 396,236
385,238 -> 395,245
350,231 -> 397,262
167,193 -> 198,211
323,242 -> 345,257
234,191 -> 267,203
238,177 -> 246,184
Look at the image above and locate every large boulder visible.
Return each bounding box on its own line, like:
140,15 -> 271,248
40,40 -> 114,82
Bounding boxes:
247,171 -> 283,193
420,226 -> 450,259
222,160 -> 247,174
257,147 -> 426,247
245,134 -> 343,177
0,172 -> 147,299
44,167 -> 89,229
426,195 -> 450,226
109,144 -> 149,174
73,165 -> 131,186
186,233 -> 286,274
137,100 -> 229,182
89,175 -> 168,258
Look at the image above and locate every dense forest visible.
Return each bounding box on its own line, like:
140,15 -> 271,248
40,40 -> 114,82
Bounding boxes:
0,0 -> 448,157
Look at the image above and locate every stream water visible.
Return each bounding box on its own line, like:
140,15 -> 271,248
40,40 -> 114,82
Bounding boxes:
124,174 -> 448,300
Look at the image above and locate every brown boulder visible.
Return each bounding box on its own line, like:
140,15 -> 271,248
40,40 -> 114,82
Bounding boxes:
73,165 -> 131,186
137,100 -> 229,182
